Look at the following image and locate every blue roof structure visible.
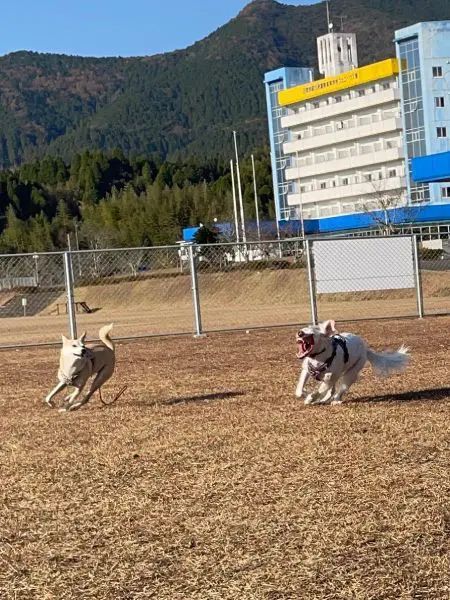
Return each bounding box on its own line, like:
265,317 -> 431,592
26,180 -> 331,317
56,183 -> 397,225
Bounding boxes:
412,151 -> 450,184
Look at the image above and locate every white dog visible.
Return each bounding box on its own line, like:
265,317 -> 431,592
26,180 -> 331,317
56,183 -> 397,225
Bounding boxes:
295,320 -> 410,405
45,324 -> 115,412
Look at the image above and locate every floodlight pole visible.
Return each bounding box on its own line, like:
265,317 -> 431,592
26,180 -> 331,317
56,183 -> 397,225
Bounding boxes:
233,131 -> 247,245
230,159 -> 240,243
251,154 -> 261,241
296,150 -> 305,240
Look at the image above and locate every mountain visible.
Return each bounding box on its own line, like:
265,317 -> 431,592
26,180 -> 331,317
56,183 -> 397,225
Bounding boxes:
1,0 -> 450,168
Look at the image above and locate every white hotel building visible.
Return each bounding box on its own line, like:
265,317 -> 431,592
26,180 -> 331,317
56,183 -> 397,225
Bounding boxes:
278,30 -> 406,221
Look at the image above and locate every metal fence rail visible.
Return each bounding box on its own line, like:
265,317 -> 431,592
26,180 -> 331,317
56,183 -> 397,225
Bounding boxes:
0,236 -> 448,348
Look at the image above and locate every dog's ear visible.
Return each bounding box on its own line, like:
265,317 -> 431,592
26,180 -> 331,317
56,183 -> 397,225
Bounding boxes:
78,332 -> 87,344
319,320 -> 337,336
61,334 -> 69,345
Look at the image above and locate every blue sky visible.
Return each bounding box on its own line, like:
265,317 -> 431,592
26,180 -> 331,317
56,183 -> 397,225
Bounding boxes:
1,0 -> 321,57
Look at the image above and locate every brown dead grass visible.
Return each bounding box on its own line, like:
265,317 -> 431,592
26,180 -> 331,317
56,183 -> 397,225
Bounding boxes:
0,317 -> 449,599
44,269 -> 450,314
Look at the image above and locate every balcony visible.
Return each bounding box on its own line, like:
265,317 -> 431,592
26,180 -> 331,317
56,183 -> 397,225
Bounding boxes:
280,87 -> 400,129
286,176 -> 407,206
284,146 -> 404,180
283,117 -> 403,154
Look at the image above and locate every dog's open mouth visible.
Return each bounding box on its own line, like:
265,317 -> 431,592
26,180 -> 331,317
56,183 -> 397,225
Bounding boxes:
296,333 -> 315,359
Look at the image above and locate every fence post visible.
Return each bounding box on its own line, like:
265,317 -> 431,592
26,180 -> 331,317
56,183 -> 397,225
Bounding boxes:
305,238 -> 318,325
412,234 -> 424,319
63,251 -> 78,339
187,243 -> 203,337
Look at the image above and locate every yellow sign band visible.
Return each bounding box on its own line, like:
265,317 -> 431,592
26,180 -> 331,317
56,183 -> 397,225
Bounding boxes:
278,58 -> 402,106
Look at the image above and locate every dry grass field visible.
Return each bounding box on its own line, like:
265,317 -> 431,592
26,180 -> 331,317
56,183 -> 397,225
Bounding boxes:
1,316 -> 449,599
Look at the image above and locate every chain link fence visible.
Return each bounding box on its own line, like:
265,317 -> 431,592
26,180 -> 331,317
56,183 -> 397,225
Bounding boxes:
0,236 -> 448,347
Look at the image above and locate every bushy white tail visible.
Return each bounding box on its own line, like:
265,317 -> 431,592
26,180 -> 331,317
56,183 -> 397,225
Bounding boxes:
99,323 -> 114,351
367,345 -> 409,378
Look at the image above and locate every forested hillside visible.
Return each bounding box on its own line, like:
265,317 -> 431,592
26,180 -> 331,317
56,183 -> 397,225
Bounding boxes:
1,0 -> 449,167
0,149 -> 273,252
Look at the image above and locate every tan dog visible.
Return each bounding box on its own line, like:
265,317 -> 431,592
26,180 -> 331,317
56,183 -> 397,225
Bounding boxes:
45,324 -> 115,412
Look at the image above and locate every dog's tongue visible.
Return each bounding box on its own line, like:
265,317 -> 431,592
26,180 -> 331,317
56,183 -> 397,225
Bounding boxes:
296,340 -> 308,359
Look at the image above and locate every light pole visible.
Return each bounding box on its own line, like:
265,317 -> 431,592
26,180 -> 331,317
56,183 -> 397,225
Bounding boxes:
230,159 -> 240,243
232,131 -> 247,245
32,254 -> 39,287
74,219 -> 82,277
251,154 -> 261,241
296,150 -> 305,239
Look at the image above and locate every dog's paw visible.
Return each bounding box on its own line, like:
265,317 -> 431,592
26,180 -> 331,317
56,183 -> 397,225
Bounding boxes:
330,399 -> 343,406
304,394 -> 315,405
295,389 -> 304,399
44,398 -> 55,408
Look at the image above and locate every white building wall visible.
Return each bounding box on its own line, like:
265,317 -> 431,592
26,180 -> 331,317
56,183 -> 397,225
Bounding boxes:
317,32 -> 358,77
281,76 -> 407,220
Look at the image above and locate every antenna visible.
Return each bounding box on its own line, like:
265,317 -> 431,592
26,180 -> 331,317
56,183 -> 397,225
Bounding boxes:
326,1 -> 333,32
338,15 -> 347,32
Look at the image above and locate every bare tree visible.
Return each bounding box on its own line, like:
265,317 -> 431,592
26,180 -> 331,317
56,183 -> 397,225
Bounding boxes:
362,179 -> 418,235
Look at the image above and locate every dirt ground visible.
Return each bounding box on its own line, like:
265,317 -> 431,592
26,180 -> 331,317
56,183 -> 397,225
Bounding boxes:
0,317 -> 449,599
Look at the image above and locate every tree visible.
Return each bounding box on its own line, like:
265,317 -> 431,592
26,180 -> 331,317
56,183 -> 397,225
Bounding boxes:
0,205 -> 29,252
193,224 -> 220,245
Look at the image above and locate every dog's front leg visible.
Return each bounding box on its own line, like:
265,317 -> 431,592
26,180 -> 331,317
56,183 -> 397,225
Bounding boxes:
295,362 -> 310,398
305,374 -> 335,405
59,387 -> 82,412
45,380 -> 67,408
68,367 -> 113,411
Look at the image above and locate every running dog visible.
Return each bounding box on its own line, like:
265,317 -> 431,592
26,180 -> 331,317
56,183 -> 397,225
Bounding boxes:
295,320 -> 410,405
45,324 -> 115,412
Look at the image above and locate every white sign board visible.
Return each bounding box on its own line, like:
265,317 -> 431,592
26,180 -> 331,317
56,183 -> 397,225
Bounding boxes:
313,237 -> 415,293
21,297 -> 27,306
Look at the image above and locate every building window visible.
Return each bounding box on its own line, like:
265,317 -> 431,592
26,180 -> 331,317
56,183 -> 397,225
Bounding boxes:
388,169 -> 397,178
432,66 -> 443,78
357,89 -> 365,97
335,96 -> 342,103
320,182 -> 327,189
435,97 -> 445,108
382,82 -> 390,90
342,177 -> 349,186
437,127 -> 447,138
442,187 -> 450,198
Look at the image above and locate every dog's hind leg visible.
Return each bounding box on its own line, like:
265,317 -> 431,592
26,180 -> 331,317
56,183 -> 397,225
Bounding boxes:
45,380 -> 67,408
331,357 -> 366,405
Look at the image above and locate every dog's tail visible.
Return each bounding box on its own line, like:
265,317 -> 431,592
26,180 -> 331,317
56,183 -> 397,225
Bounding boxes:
99,323 -> 114,351
366,345 -> 410,378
